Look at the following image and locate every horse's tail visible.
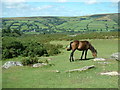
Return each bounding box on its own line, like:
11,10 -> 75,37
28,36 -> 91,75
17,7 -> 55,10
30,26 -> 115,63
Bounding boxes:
67,41 -> 73,51
70,41 -> 73,49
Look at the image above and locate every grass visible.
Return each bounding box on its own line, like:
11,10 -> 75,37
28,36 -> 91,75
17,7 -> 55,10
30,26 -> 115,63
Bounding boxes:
0,61 -> 2,90
2,39 -> 119,88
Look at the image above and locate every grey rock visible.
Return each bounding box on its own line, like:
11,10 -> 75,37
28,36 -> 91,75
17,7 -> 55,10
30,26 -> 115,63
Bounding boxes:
65,65 -> 95,73
93,58 -> 106,61
97,62 -> 110,64
111,52 -> 120,61
100,71 -> 120,76
47,58 -> 52,61
2,61 -> 23,69
32,63 -> 47,68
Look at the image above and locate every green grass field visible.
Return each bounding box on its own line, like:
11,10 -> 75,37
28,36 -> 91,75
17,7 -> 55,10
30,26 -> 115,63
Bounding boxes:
2,39 -> 119,88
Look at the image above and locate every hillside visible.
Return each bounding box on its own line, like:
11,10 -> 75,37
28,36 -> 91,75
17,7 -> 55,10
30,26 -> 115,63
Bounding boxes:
1,13 -> 119,34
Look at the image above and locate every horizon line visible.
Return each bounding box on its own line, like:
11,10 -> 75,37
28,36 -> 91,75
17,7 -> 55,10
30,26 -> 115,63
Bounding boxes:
1,13 -> 119,18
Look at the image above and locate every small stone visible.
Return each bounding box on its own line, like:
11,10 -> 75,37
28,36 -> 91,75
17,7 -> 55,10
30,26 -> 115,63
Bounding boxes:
111,52 -> 120,61
42,63 -> 48,65
100,71 -> 120,76
93,58 -> 106,61
48,70 -> 60,73
32,63 -> 47,68
15,61 -> 23,66
47,58 -> 52,61
97,62 -> 110,64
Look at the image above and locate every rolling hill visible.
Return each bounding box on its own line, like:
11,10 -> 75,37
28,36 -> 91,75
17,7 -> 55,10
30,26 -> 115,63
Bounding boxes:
1,13 -> 119,34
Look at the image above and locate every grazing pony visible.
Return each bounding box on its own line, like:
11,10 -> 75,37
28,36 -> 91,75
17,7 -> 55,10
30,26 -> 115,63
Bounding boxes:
67,40 -> 97,62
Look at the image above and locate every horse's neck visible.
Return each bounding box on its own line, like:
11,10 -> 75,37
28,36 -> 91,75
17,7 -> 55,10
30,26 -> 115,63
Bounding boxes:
89,44 -> 95,53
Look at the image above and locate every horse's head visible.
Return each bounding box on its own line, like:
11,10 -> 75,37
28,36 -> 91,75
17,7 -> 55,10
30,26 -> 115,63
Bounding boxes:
92,49 -> 97,58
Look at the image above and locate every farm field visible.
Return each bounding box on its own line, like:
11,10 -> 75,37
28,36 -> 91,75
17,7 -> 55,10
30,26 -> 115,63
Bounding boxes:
2,39 -> 119,88
1,13 -> 119,35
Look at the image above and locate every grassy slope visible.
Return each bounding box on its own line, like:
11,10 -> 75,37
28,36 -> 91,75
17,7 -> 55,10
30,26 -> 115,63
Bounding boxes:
2,13 -> 118,33
2,39 -> 118,88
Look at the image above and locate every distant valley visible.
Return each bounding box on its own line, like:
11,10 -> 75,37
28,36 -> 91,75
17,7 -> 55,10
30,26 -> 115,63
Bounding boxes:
1,13 -> 119,34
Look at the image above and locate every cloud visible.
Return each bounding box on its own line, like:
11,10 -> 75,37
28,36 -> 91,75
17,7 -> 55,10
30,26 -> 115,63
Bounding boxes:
2,0 -> 120,3
2,0 -> 26,3
2,0 -> 68,3
2,0 -> 29,9
31,5 -> 53,11
58,0 -> 67,2
84,0 -> 98,4
109,0 -> 120,2
5,3 -> 29,9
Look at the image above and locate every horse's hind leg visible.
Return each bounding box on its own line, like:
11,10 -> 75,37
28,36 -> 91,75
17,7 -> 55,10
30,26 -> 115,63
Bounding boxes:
69,52 -> 72,62
80,50 -> 84,60
69,54 -> 72,62
85,50 -> 88,59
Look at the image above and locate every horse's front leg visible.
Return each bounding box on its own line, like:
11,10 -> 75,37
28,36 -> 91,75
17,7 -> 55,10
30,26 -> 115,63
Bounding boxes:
85,50 -> 88,59
69,54 -> 72,62
70,50 -> 75,62
80,50 -> 84,60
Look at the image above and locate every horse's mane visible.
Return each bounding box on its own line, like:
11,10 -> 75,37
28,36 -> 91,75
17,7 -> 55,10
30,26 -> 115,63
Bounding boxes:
89,43 -> 97,53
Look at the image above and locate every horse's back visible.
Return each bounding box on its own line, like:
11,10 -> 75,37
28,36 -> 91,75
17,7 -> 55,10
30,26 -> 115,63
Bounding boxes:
78,41 -> 90,50
71,40 -> 79,50
71,40 -> 90,50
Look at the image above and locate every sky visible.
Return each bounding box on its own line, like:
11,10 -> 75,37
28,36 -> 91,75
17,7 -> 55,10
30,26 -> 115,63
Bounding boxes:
1,0 -> 119,17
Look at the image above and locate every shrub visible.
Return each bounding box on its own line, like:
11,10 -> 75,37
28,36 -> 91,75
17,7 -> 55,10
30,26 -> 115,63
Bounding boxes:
56,44 -> 63,49
45,44 -> 61,56
2,36 -> 62,59
22,42 -> 47,57
2,49 -> 13,59
21,56 -> 38,65
2,41 -> 24,59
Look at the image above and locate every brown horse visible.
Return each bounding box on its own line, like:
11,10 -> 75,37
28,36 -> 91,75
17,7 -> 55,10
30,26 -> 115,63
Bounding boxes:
67,40 -> 97,62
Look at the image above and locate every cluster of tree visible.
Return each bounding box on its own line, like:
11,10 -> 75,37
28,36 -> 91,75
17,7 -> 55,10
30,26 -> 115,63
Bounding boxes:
2,40 -> 62,59
2,28 -> 23,37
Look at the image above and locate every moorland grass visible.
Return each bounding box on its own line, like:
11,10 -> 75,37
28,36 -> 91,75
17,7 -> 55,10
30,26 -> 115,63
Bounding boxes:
2,39 -> 119,88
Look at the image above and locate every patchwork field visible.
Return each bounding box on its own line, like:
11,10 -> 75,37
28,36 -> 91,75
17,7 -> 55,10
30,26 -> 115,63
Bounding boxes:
1,13 -> 119,34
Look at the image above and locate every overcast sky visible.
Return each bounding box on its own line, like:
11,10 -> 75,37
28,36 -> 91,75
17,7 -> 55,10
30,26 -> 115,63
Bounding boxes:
1,0 -> 119,17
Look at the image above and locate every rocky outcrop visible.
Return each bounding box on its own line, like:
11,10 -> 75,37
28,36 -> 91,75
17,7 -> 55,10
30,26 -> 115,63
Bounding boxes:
111,52 -> 120,61
2,61 -> 23,69
32,63 -> 48,68
65,65 -> 95,73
